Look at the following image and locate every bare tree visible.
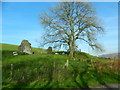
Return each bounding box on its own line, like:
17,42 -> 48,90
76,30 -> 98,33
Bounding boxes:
39,2 -> 104,59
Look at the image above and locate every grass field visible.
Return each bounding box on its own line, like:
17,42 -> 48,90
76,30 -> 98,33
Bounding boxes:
1,43 -> 44,51
1,43 -> 120,88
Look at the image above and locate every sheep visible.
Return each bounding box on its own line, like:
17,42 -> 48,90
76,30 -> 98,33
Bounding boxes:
55,53 -> 59,55
13,52 -> 18,56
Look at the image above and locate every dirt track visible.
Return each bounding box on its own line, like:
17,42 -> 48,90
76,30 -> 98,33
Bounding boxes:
90,83 -> 120,89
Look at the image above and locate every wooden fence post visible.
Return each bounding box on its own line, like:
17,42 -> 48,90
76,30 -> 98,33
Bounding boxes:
10,64 -> 13,80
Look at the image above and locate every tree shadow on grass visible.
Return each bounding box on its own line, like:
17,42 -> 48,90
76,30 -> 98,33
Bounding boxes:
70,62 -> 91,89
93,68 -> 106,85
42,62 -> 54,88
91,67 -> 119,89
70,61 -> 120,89
79,67 -> 90,89
103,71 -> 120,81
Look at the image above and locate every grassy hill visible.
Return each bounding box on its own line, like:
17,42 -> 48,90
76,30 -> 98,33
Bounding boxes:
1,43 -> 44,51
2,43 -> 120,88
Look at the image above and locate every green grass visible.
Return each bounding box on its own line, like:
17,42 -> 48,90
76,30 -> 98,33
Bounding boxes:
2,43 -> 120,88
1,43 -> 45,52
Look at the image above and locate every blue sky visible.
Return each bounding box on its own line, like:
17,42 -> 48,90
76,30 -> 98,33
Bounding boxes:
2,2 -> 118,56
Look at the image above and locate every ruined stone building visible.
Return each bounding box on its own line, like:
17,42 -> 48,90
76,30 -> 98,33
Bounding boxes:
18,40 -> 33,54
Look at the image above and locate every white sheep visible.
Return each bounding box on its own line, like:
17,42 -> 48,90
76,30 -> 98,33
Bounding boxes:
13,52 -> 18,56
55,53 -> 59,55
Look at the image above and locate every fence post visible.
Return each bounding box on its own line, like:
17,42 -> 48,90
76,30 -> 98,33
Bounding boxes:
10,64 -> 13,80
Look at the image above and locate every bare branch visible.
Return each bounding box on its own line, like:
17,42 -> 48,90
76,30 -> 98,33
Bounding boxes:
39,2 -> 105,58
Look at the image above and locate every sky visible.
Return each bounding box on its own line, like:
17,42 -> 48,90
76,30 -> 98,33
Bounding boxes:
2,2 -> 118,56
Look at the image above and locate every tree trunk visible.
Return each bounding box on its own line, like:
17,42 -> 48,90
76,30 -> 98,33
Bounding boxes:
69,41 -> 74,59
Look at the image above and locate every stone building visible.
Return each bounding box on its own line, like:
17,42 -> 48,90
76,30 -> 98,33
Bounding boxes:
18,40 -> 33,54
46,47 -> 52,54
38,47 -> 52,54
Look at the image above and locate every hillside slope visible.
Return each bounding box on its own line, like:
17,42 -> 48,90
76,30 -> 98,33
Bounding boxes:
1,43 -> 45,52
2,43 -> 120,88
99,53 -> 120,59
